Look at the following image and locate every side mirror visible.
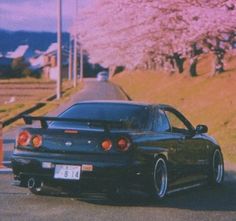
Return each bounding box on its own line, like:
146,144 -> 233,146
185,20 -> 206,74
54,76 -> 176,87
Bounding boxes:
196,124 -> 208,134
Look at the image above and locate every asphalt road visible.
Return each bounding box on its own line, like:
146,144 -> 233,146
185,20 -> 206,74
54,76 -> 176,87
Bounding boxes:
0,173 -> 236,221
50,79 -> 129,116
1,79 -> 236,221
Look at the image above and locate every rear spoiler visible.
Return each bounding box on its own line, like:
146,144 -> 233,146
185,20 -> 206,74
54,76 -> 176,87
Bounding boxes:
22,115 -> 127,132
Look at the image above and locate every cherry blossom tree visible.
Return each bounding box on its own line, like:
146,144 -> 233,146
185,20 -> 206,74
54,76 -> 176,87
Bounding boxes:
74,0 -> 236,77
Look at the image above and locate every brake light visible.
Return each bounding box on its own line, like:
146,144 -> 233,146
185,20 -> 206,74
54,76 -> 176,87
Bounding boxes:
32,135 -> 42,148
101,139 -> 112,151
17,131 -> 31,146
117,137 -> 131,151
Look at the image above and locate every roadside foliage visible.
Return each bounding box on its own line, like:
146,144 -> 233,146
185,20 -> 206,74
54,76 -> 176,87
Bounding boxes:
75,0 -> 236,76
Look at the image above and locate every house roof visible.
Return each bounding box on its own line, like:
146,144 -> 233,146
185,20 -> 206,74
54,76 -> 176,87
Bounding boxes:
45,43 -> 58,55
44,43 -> 69,56
6,45 -> 29,58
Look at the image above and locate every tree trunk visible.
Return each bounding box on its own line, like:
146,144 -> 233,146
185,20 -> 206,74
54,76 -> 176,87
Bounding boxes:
214,49 -> 225,75
170,57 -> 175,71
165,56 -> 175,73
189,57 -> 198,77
188,43 -> 202,77
173,53 -> 185,73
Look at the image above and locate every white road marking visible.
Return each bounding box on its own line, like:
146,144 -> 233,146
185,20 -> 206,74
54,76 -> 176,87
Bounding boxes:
0,168 -> 12,173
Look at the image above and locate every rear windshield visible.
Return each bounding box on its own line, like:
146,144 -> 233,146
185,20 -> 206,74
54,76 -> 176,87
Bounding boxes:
50,103 -> 151,130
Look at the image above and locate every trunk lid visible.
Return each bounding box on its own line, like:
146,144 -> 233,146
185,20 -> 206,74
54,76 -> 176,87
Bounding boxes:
26,127 -> 130,154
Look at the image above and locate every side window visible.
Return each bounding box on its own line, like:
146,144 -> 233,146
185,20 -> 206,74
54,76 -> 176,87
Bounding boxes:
154,109 -> 171,132
164,110 -> 189,133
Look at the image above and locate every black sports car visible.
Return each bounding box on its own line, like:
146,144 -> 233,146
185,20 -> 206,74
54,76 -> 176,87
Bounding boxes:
11,100 -> 224,200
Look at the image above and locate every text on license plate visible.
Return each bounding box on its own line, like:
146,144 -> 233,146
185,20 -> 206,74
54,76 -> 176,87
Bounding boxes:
54,165 -> 81,180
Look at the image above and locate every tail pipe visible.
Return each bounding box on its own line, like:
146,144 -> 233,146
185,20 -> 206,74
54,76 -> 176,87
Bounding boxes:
28,177 -> 36,189
27,177 -> 43,189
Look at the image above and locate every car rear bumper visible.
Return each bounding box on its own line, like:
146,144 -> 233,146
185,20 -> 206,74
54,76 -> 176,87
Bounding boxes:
11,150 -> 150,190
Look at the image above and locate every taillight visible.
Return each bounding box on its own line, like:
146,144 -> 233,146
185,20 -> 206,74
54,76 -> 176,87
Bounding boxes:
17,131 -> 42,149
101,138 -> 112,151
117,137 -> 131,152
17,131 -> 31,146
32,135 -> 42,148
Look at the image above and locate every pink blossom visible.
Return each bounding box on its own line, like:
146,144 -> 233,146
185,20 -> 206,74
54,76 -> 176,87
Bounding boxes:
74,0 -> 236,69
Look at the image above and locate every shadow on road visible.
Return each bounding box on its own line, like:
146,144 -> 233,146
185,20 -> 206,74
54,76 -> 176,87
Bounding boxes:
73,180 -> 236,212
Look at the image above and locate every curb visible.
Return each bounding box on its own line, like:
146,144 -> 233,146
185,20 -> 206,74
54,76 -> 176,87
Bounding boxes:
0,160 -> 12,174
0,167 -> 12,174
118,85 -> 132,101
110,82 -> 132,101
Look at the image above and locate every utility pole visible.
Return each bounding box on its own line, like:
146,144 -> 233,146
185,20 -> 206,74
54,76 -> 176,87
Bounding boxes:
56,0 -> 62,99
80,46 -> 83,82
73,0 -> 78,88
68,34 -> 73,81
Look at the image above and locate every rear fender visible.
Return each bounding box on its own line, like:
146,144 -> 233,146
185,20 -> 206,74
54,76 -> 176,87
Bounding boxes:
137,145 -> 168,160
154,152 -> 168,161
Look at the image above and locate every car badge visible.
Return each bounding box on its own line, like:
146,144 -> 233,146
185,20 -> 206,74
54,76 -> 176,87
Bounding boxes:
65,141 -> 73,147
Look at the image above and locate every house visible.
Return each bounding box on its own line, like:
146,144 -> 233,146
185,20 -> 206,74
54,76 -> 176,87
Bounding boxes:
0,45 -> 30,78
0,45 -> 29,78
29,43 -> 69,80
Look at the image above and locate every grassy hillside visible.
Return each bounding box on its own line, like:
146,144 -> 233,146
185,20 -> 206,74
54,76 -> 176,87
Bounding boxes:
112,52 -> 236,163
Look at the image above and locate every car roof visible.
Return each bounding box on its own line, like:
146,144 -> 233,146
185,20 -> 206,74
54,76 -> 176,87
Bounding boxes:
72,100 -> 173,109
73,100 -> 150,106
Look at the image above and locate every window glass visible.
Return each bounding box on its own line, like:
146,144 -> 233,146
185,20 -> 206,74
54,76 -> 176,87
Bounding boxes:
154,110 -> 170,132
165,110 -> 188,133
50,103 -> 151,130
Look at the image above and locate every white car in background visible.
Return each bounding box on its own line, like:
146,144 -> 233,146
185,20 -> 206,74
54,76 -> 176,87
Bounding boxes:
96,71 -> 109,81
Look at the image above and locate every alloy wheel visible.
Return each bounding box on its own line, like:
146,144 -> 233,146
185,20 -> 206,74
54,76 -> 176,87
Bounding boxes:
154,158 -> 168,199
212,149 -> 224,184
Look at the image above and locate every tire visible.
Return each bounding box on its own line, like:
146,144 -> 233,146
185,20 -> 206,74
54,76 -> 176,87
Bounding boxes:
151,157 -> 168,200
209,148 -> 224,185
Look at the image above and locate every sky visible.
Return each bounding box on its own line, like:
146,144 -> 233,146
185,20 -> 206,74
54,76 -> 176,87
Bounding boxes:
0,0 -> 90,32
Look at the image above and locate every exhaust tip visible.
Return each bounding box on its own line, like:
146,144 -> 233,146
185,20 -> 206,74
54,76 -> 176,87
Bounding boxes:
28,178 -> 35,189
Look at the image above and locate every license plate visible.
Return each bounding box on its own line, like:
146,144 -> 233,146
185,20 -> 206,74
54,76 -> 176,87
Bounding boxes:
54,165 -> 81,180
